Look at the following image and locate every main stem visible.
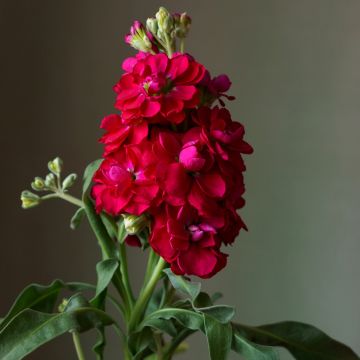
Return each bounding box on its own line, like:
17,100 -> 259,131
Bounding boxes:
128,256 -> 166,332
72,332 -> 86,360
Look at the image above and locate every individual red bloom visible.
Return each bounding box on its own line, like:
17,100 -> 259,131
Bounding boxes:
218,207 -> 248,245
92,141 -> 159,216
149,205 -> 227,278
155,130 -> 226,220
194,106 -> 253,159
199,71 -> 235,106
99,114 -> 148,156
114,52 -> 205,124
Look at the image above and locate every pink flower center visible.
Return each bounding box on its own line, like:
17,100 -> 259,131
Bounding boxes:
188,224 -> 204,241
143,74 -> 172,95
108,165 -> 131,183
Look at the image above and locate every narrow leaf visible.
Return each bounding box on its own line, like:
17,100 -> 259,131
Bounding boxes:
83,159 -> 102,194
0,280 -> 64,331
205,315 -> 232,360
163,269 -> 201,301
0,307 -> 114,360
232,327 -> 279,359
235,321 -> 360,360
70,207 -> 85,230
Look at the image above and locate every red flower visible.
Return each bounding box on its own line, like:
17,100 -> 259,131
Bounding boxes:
114,52 -> 205,124
99,114 -> 148,156
92,141 -> 159,216
150,205 -> 227,278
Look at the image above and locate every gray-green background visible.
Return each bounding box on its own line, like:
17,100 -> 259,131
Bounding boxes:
1,1 -> 359,359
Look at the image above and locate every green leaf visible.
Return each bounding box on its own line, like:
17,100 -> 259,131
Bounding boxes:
70,207 -> 85,230
92,259 -> 119,301
142,308 -> 204,332
163,269 -> 201,301
117,218 -> 127,244
205,315 -> 232,360
100,213 -> 118,239
0,297 -> 115,360
90,259 -> 119,360
0,280 -> 64,331
199,305 -> 235,324
143,318 -> 178,337
232,326 -> 279,359
235,321 -> 360,360
83,159 -> 102,194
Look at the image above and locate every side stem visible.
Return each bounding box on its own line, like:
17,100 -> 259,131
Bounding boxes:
72,332 -> 86,360
128,257 -> 166,332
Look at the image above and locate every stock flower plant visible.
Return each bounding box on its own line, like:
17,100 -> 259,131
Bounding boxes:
1,6 -> 359,360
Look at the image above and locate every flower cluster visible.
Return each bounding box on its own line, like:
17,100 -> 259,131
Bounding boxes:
92,8 -> 253,278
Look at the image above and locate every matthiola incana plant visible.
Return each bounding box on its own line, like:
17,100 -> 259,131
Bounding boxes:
2,6 -> 358,360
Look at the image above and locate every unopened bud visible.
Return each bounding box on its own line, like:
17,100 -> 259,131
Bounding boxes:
48,157 -> 63,176
125,20 -> 157,53
31,177 -> 45,191
179,13 -> 191,38
21,190 -> 41,209
45,173 -> 56,188
62,173 -> 77,190
146,17 -> 158,36
156,7 -> 174,35
122,213 -> 149,235
58,298 -> 69,313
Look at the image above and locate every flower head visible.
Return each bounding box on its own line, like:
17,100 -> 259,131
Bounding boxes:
125,21 -> 158,53
114,52 -> 205,124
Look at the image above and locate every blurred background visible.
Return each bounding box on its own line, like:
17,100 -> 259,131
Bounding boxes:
1,0 -> 360,359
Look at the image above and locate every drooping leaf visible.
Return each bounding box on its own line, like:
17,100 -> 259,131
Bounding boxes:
0,295 -> 115,360
232,326 -> 279,359
142,308 -> 204,332
143,318 -> 178,337
235,321 -> 360,360
70,207 -> 85,230
90,259 -> 119,360
163,269 -> 201,301
199,305 -> 235,324
83,159 -> 102,194
0,280 -> 64,331
211,292 -> 223,303
204,315 -> 232,360
100,213 -> 118,240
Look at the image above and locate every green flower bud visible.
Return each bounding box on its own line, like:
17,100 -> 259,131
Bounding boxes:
156,7 -> 174,35
62,173 -> 77,190
179,13 -> 191,38
45,173 -> 56,189
58,298 -> 69,313
122,213 -> 149,235
48,157 -> 63,176
21,190 -> 41,209
31,177 -> 45,191
146,17 -> 158,36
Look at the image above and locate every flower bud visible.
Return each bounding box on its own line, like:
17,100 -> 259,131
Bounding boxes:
146,17 -> 158,36
48,157 -> 63,176
62,173 -> 77,190
125,20 -> 157,53
45,173 -> 56,189
31,177 -> 45,191
21,190 -> 41,209
58,298 -> 69,313
156,7 -> 174,35
122,213 -> 149,235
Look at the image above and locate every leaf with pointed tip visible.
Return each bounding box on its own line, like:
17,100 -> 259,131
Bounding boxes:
205,315 -> 232,360
235,321 -> 360,360
232,325 -> 279,359
83,159 -> 102,194
163,269 -> 201,301
0,280 -> 64,332
70,207 -> 85,230
0,296 -> 115,360
198,305 -> 235,324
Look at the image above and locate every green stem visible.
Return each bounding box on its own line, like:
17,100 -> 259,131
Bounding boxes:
163,329 -> 194,360
119,243 -> 135,309
154,333 -> 164,360
72,332 -> 86,360
144,249 -> 158,284
180,38 -> 185,53
165,34 -> 173,58
41,192 -> 83,207
83,196 -> 131,319
128,257 -> 166,332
